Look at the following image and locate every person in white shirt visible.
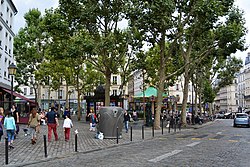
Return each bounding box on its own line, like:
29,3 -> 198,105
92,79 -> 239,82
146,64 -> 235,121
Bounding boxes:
63,115 -> 73,142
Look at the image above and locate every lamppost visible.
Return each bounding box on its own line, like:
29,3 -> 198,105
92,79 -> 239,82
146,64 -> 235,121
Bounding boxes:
68,90 -> 72,110
8,63 -> 17,107
42,94 -> 45,111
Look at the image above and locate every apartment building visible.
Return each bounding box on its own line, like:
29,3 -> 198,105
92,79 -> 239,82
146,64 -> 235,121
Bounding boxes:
0,0 -> 17,89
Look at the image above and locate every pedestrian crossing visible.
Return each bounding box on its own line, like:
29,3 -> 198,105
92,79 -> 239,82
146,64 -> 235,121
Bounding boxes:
175,133 -> 249,143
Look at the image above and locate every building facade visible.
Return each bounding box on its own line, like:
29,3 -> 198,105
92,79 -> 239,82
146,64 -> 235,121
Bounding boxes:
0,0 -> 17,89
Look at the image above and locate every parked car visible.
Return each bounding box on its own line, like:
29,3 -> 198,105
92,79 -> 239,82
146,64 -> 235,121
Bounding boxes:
215,113 -> 224,119
233,113 -> 250,127
224,112 -> 232,119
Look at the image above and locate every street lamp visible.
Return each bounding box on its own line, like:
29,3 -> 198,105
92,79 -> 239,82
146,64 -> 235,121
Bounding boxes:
8,63 -> 17,107
68,90 -> 73,110
42,94 -> 45,111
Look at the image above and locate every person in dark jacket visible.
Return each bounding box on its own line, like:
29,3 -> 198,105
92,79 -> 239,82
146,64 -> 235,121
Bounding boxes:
123,110 -> 130,133
45,107 -> 59,142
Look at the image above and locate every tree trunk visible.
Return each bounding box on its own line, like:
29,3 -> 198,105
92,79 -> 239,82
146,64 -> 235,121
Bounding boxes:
181,62 -> 190,126
194,84 -> 198,116
209,103 -> 212,116
105,71 -> 111,106
65,84 -> 69,108
155,34 -> 166,130
76,72 -> 81,121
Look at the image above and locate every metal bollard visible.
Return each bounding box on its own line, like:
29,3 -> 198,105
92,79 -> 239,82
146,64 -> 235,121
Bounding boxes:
152,123 -> 154,137
142,125 -> 144,140
174,118 -> 177,132
161,117 -> 164,135
130,126 -> 132,141
5,137 -> 8,165
75,129 -> 78,152
43,135 -> 47,158
116,127 -> 119,144
179,121 -> 181,131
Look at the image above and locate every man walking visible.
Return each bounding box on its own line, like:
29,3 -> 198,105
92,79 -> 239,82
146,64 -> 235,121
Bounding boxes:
45,107 -> 59,142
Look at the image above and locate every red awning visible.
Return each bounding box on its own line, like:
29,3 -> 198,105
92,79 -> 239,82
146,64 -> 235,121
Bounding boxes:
2,88 -> 36,104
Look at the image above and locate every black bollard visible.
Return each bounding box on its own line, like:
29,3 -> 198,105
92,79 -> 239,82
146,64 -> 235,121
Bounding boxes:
152,123 -> 154,137
43,135 -> 47,158
116,127 -> 119,144
142,125 -> 144,140
130,126 -> 132,142
174,118 -> 177,132
161,117 -> 164,135
168,121 -> 171,133
5,137 -> 8,165
75,134 -> 78,152
179,121 -> 181,131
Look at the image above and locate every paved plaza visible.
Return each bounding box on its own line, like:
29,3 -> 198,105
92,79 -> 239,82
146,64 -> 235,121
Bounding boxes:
0,115 -> 196,166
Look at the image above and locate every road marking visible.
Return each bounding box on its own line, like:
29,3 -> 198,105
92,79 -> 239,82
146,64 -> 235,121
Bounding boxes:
186,142 -> 200,147
191,138 -> 201,140
216,132 -> 222,135
228,140 -> 238,143
208,138 -> 218,140
148,150 -> 182,163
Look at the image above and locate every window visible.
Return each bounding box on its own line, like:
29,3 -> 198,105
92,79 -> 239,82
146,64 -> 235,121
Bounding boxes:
113,90 -> 117,96
112,76 -> 117,84
176,84 -> 179,90
9,49 -> 11,54
4,71 -> 6,78
30,88 -> 33,95
1,0 -> 3,5
10,12 -> 12,17
24,88 -> 27,95
59,90 -> 63,99
9,36 -> 11,41
189,95 -> 191,102
5,32 -> 8,37
7,7 -> 9,12
5,45 -> 7,51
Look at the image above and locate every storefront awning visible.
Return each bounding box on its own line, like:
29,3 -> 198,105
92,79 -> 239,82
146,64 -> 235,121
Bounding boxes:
2,88 -> 36,104
134,86 -> 167,98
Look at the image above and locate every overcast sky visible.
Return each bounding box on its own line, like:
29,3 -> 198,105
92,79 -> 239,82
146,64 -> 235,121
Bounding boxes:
12,0 -> 250,62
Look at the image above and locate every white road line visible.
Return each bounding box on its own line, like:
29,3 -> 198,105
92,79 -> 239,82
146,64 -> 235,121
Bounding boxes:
148,150 -> 182,163
216,132 -> 222,135
186,142 -> 200,147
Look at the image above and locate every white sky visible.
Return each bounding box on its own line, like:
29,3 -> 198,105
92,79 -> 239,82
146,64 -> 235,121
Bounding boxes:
12,0 -> 250,62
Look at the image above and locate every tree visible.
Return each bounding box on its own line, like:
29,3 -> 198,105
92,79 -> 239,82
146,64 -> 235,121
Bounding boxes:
59,0 -> 131,106
127,0 -> 247,128
14,9 -> 47,107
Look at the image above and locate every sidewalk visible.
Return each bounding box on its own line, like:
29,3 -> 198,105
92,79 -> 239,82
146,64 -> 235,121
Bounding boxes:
0,116 -> 214,166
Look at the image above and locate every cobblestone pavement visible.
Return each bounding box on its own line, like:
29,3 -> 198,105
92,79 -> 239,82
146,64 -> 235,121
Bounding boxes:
0,115 -> 191,166
3,119 -> 250,167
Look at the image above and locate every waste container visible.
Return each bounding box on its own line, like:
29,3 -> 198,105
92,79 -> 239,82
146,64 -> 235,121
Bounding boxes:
98,107 -> 124,139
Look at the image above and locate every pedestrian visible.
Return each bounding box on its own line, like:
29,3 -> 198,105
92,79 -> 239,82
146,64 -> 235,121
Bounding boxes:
45,106 -> 59,142
88,109 -> 96,131
4,110 -> 16,149
132,110 -> 138,121
123,110 -> 130,133
63,114 -> 73,142
0,107 -> 4,142
28,108 -> 40,145
11,105 -> 19,137
63,107 -> 70,119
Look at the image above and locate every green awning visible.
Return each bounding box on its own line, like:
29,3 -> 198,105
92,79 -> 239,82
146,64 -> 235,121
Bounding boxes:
134,86 -> 167,97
